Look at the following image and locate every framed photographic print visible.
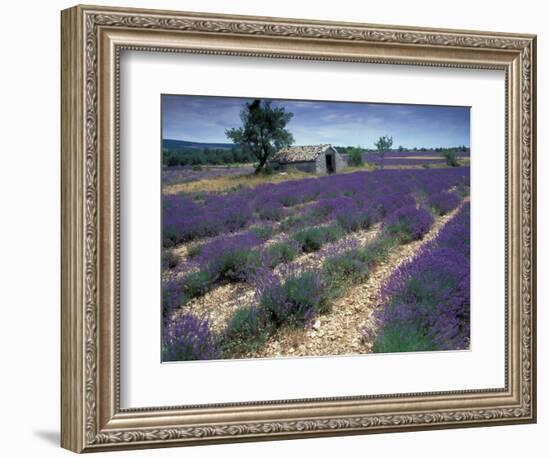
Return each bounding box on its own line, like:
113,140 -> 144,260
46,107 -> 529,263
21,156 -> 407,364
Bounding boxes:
61,4 -> 537,453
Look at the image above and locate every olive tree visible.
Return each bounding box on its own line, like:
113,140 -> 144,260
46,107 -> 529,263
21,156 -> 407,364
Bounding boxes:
226,99 -> 294,174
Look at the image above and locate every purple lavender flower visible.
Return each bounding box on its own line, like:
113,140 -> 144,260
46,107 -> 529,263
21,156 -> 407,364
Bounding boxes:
258,267 -> 325,327
162,277 -> 186,318
382,205 -> 434,242
162,313 -> 220,361
328,197 -> 371,232
365,158 -> 447,166
260,239 -> 301,268
162,193 -> 254,246
372,203 -> 470,352
163,165 -> 469,247
161,165 -> 472,358
196,232 -> 263,282
256,196 -> 286,221
369,193 -> 415,221
427,191 -> 461,215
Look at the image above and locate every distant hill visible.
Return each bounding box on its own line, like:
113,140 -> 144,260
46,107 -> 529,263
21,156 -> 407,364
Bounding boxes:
163,139 -> 236,152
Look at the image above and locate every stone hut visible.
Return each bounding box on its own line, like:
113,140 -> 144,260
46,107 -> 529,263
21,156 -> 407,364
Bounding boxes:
270,144 -> 345,174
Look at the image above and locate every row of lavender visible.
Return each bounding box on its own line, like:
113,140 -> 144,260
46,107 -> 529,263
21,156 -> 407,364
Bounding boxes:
162,165 -> 254,186
162,168 -> 469,319
367,202 -> 470,352
362,158 -> 448,167
163,167 -> 469,247
362,149 -> 470,158
361,150 -> 469,167
162,170 -> 469,360
162,203 -> 444,361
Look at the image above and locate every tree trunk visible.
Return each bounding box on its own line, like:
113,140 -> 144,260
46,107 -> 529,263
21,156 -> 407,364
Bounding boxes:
254,148 -> 269,174
254,156 -> 268,174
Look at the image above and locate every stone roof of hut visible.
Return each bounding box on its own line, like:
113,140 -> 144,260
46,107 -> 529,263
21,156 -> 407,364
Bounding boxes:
272,144 -> 333,163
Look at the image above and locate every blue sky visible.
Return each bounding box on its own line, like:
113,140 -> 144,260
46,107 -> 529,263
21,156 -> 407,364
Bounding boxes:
162,94 -> 470,149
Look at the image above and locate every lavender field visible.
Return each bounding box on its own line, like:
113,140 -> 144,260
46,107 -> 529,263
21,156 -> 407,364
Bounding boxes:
161,166 -> 471,361
359,150 -> 470,168
162,165 -> 254,187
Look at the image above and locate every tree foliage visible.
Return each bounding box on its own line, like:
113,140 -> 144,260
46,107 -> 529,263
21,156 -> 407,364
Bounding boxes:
347,146 -> 364,167
162,147 -> 255,166
374,135 -> 393,168
226,99 -> 294,174
440,149 -> 460,167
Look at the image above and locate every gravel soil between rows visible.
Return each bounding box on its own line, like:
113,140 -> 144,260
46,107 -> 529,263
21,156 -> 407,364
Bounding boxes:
254,199 -> 468,358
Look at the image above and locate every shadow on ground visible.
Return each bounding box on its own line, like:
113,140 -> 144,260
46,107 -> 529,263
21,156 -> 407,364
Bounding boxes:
34,430 -> 59,446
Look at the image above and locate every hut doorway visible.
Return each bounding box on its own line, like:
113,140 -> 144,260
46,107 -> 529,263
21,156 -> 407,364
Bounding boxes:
325,153 -> 335,173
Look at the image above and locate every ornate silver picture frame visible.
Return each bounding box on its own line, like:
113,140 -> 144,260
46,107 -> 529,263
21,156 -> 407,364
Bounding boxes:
61,4 -> 536,453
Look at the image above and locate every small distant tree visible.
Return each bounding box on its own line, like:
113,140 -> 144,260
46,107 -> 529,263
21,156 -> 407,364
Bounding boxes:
374,135 -> 393,169
225,99 -> 294,174
398,145 -> 405,152
347,146 -> 364,167
441,149 -> 460,167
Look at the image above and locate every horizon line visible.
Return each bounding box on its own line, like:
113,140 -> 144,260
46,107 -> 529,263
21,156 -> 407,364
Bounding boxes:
162,138 -> 471,149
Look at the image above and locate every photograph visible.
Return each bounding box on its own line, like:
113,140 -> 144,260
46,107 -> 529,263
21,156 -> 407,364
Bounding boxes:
161,95 -> 471,362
